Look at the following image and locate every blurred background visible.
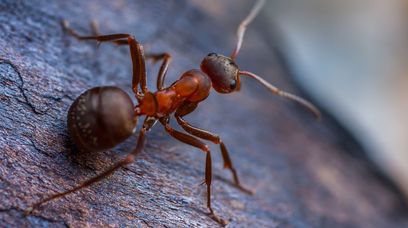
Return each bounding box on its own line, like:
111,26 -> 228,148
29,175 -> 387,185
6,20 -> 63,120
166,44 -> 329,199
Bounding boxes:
261,0 -> 408,196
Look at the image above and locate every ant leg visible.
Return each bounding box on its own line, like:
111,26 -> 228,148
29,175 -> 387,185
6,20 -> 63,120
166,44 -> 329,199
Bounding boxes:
61,20 -> 147,96
103,42 -> 172,90
175,102 -> 252,194
159,118 -> 227,226
145,53 -> 172,90
62,20 -> 131,42
104,39 -> 172,89
24,120 -> 152,215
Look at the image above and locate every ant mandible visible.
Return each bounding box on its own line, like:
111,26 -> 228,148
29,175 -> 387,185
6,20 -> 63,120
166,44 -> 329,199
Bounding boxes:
25,0 -> 320,225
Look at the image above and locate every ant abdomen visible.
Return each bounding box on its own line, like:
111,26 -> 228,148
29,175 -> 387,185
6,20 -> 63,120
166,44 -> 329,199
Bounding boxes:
68,86 -> 137,152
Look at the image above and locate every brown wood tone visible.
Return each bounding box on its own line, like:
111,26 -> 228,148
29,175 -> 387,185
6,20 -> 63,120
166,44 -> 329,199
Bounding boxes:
1,0 -> 407,227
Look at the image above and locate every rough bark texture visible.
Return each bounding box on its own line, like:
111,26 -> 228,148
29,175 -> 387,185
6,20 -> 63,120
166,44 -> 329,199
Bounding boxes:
1,0 -> 407,227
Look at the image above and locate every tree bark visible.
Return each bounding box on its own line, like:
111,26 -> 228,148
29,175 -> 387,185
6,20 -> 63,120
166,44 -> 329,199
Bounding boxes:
1,0 -> 407,227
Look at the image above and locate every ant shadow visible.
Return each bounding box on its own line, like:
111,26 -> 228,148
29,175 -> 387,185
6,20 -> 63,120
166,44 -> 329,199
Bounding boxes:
64,139 -> 119,172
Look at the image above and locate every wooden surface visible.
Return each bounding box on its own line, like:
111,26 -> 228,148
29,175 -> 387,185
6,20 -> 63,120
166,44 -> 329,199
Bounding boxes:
1,0 -> 407,227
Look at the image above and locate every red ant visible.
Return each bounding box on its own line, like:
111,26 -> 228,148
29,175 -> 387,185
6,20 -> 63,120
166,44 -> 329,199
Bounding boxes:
25,0 -> 320,225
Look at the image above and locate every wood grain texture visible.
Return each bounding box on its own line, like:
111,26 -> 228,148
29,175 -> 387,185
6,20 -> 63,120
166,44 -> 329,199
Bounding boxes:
1,0 -> 407,227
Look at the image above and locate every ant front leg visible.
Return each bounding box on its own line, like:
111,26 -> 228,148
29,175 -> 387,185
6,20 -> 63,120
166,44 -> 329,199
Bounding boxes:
61,20 -> 147,97
175,102 -> 253,194
159,117 -> 227,226
145,53 -> 172,90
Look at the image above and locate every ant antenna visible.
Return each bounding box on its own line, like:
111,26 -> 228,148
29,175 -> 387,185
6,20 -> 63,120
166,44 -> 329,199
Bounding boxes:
239,71 -> 321,119
229,1 -> 320,119
231,0 -> 266,60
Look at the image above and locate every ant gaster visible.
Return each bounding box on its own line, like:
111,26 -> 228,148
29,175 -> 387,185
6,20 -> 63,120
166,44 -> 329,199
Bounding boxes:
25,0 -> 320,225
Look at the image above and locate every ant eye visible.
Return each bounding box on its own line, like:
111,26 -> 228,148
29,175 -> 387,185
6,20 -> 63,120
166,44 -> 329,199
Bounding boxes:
207,53 -> 217,57
229,80 -> 237,90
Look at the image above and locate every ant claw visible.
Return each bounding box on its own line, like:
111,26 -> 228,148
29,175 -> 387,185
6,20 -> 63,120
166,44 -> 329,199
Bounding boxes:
236,184 -> 254,195
209,211 -> 229,226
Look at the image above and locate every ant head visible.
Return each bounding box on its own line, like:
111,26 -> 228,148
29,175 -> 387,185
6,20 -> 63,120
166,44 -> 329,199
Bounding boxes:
200,53 -> 240,94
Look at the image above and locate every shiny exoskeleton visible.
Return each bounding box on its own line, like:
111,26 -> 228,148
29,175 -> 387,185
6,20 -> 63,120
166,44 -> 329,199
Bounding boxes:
25,0 -> 320,225
68,87 -> 137,152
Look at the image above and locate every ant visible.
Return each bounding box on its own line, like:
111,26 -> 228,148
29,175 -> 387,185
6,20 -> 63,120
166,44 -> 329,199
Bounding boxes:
25,0 -> 320,225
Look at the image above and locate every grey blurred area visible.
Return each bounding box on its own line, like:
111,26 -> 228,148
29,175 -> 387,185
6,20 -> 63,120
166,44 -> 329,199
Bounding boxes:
264,0 -> 408,195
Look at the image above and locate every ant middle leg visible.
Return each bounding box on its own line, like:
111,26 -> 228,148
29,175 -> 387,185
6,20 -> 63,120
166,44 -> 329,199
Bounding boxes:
90,39 -> 171,91
145,53 -> 172,90
61,20 -> 147,96
94,34 -> 172,87
175,102 -> 253,194
159,117 -> 227,226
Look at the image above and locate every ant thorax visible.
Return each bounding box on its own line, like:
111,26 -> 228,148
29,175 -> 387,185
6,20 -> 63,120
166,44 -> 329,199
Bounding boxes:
136,69 -> 211,117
